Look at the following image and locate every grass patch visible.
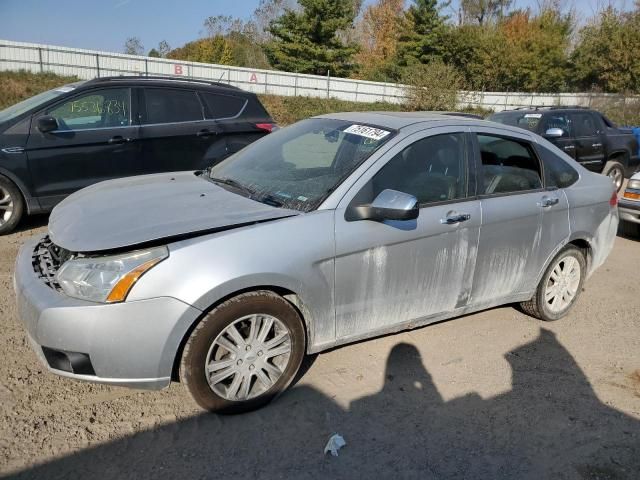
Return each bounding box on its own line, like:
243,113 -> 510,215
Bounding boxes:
0,70 -> 489,125
0,70 -> 79,110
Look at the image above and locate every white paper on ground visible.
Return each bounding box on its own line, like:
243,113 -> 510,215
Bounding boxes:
324,433 -> 346,457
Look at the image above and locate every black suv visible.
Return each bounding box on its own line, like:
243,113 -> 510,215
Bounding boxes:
488,107 -> 639,191
0,76 -> 275,234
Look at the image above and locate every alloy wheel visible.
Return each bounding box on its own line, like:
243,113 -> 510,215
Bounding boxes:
0,186 -> 14,227
205,314 -> 292,401
608,167 -> 623,191
544,255 -> 581,313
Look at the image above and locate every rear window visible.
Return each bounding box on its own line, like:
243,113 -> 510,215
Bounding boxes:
144,88 -> 204,124
201,93 -> 247,119
537,144 -> 579,188
489,112 -> 542,133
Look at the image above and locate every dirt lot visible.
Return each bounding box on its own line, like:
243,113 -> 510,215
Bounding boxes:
0,217 -> 639,479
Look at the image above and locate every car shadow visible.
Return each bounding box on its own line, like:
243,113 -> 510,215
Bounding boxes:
11,214 -> 49,234
4,329 -> 639,480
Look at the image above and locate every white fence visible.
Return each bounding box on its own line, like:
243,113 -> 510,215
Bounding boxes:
0,39 -> 635,112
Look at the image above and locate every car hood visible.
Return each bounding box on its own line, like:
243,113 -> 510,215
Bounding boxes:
48,172 -> 299,252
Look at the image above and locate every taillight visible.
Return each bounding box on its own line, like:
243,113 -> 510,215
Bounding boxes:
610,190 -> 618,207
255,123 -> 277,133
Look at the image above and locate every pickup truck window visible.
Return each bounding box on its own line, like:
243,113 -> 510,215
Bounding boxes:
571,113 -> 598,137
541,113 -> 572,137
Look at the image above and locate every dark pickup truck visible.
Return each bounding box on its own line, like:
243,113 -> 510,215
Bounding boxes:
488,107 -> 640,191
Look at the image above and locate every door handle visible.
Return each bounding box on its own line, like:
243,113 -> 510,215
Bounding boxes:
592,143 -> 602,148
108,136 -> 131,144
196,129 -> 214,137
538,197 -> 560,208
440,213 -> 471,225
563,145 -> 575,150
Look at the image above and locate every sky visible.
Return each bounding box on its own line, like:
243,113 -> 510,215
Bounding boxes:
0,0 -> 634,54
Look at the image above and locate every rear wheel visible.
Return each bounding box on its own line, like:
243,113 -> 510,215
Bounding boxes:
602,161 -> 625,192
0,176 -> 24,235
180,291 -> 306,413
520,245 -> 586,321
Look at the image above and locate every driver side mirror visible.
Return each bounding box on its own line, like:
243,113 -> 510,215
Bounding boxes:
36,116 -> 59,133
347,189 -> 419,222
543,127 -> 564,138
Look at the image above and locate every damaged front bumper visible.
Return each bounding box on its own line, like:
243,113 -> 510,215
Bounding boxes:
13,235 -> 202,390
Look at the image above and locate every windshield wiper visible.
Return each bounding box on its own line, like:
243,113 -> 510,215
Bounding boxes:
209,177 -> 256,198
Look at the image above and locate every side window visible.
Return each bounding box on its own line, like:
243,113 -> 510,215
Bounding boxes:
537,144 -> 579,188
478,134 -> 543,195
201,93 -> 247,119
46,88 -> 130,131
571,113 -> 598,137
541,113 -> 571,137
358,133 -> 468,205
143,89 -> 203,124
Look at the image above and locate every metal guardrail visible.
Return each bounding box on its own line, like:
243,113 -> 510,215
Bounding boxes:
1,39 -> 638,112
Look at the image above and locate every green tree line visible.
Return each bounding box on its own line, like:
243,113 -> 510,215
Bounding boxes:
125,0 -> 640,94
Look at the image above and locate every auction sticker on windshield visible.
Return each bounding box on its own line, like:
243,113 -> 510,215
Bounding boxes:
344,124 -> 391,141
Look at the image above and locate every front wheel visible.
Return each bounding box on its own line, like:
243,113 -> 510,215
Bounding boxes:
180,291 -> 306,413
0,176 -> 25,235
520,245 -> 587,321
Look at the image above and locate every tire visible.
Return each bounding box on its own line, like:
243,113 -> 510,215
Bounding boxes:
0,176 -> 25,236
520,245 -> 587,322
180,290 -> 306,414
602,161 -> 625,192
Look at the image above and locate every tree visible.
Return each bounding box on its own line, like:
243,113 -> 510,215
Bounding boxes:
396,0 -> 449,67
571,7 -> 640,93
123,37 -> 144,56
264,0 -> 360,76
167,36 -> 233,65
354,0 -> 406,81
402,60 -> 462,110
461,0 -> 512,25
147,48 -> 160,58
157,40 -> 171,58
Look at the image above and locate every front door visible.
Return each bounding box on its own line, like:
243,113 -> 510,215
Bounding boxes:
334,129 -> 481,340
26,87 -> 140,209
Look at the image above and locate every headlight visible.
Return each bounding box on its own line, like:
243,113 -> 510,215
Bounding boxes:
624,179 -> 640,200
56,246 -> 168,303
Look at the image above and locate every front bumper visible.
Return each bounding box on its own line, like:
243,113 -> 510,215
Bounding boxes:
13,235 -> 202,390
619,199 -> 640,225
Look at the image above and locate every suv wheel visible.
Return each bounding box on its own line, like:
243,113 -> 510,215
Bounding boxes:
520,245 -> 586,321
603,161 -> 625,192
180,291 -> 306,413
0,176 -> 24,235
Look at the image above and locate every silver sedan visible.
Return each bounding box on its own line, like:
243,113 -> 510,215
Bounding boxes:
14,113 -> 619,413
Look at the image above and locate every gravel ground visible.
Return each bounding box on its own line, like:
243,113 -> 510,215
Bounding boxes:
0,217 -> 639,480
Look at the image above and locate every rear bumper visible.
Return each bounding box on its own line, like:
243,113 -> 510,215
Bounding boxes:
13,235 -> 202,390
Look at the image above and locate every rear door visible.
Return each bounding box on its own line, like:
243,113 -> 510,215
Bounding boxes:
468,127 -> 568,307
25,87 -> 140,209
138,87 -> 218,173
570,111 -> 605,171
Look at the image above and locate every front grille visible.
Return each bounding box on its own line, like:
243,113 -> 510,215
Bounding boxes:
32,236 -> 73,290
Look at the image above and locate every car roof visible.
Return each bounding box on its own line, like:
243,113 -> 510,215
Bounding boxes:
314,111 -> 514,132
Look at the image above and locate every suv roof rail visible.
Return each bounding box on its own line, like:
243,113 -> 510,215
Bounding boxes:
547,105 -> 589,110
85,75 -> 241,90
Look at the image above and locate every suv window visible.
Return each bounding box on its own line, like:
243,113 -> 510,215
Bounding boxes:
46,88 -> 130,131
200,93 -> 246,119
359,133 -> 468,205
537,144 -> 579,188
571,112 -> 598,137
144,89 -> 203,124
541,113 -> 572,137
478,134 -> 543,194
